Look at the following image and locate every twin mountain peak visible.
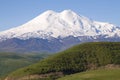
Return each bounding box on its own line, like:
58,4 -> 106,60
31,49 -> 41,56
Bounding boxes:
0,10 -> 120,53
0,10 -> 120,40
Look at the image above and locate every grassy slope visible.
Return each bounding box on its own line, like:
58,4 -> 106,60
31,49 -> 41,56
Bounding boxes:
58,68 -> 120,80
6,42 -> 120,80
0,52 -> 49,78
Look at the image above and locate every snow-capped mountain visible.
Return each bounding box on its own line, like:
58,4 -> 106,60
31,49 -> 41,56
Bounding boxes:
0,10 -> 120,53
0,10 -> 120,41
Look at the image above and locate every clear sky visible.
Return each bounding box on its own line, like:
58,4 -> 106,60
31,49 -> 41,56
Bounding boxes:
0,0 -> 120,31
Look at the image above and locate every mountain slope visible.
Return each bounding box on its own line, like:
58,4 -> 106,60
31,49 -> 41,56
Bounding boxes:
0,10 -> 120,53
5,42 -> 120,80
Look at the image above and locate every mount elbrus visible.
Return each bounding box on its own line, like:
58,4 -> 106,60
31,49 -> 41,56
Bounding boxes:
0,10 -> 120,53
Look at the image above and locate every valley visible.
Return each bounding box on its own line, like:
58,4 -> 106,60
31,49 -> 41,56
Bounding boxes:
0,52 -> 49,79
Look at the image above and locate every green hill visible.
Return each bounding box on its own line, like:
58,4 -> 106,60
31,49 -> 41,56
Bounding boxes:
0,52 -> 49,79
5,42 -> 120,80
58,68 -> 120,80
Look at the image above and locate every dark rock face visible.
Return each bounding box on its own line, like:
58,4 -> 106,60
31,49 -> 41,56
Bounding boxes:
0,36 -> 120,53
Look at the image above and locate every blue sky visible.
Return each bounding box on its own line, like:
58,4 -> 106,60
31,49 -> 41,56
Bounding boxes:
0,0 -> 120,31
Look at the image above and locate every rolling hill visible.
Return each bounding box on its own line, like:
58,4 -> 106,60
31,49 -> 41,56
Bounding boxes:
4,42 -> 120,80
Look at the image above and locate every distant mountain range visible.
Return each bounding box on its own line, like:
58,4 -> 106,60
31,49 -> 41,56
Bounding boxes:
0,10 -> 120,53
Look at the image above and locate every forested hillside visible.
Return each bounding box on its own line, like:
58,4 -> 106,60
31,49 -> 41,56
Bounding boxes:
5,42 -> 120,80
